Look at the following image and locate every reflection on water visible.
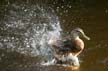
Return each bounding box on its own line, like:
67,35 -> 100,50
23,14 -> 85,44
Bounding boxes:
0,0 -> 108,71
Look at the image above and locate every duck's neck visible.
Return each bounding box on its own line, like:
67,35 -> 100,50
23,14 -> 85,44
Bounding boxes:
72,36 -> 80,41
74,36 -> 80,40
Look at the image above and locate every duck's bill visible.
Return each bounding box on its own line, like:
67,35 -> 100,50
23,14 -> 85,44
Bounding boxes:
83,34 -> 90,40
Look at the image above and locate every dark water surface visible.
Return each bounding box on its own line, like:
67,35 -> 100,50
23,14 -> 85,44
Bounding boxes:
0,0 -> 108,71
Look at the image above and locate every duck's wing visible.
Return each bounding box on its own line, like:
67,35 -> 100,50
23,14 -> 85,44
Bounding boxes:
57,40 -> 76,53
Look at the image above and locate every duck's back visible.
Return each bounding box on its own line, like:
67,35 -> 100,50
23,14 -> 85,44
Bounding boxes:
58,39 -> 81,53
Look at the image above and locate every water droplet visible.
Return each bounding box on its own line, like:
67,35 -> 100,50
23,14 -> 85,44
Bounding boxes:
1,53 -> 5,57
60,13 -> 63,15
105,10 -> 108,13
24,9 -> 27,12
61,6 -> 64,8
69,5 -> 72,8
12,37 -> 14,40
57,6 -> 59,9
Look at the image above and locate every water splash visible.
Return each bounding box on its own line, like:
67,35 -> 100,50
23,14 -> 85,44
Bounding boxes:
0,3 -> 62,60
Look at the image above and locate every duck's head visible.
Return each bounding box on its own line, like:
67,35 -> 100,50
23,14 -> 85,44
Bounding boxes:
71,28 -> 90,40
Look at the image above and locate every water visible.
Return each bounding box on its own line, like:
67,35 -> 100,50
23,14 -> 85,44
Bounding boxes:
0,0 -> 62,68
0,0 -> 108,71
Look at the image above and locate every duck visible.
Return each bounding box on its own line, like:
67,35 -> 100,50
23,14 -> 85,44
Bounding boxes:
48,27 -> 90,66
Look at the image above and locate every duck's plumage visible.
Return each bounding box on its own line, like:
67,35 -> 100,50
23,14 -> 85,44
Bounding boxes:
48,27 -> 90,66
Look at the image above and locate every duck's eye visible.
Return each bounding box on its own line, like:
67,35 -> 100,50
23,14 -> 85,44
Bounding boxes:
74,30 -> 80,34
